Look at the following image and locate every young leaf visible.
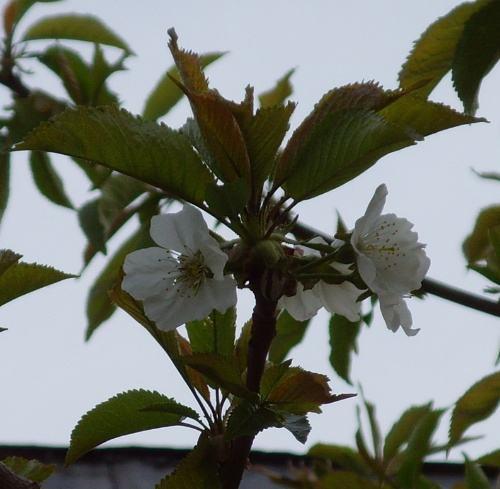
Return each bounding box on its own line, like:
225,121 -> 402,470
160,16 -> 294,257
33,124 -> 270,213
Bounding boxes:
0,261 -> 74,307
398,0 -> 491,96
22,14 -> 132,53
396,409 -> 444,488
282,414 -> 311,444
0,148 -> 10,227
225,401 -> 283,439
269,310 -> 310,364
29,151 -> 73,208
383,403 -> 432,464
328,314 -> 361,385
86,226 -> 151,340
259,69 -> 295,108
463,206 -> 500,263
66,390 -> 189,465
476,449 -> 500,467
183,353 -> 254,399
464,456 -> 491,489
154,435 -> 221,489
1,457 -> 55,483
452,0 -> 500,114
0,249 -> 22,277
14,106 -> 213,205
186,308 -> 236,358
78,199 -> 107,256
449,371 -> 500,445
88,43 -> 124,105
308,444 -> 370,475
143,52 -> 225,121
3,0 -> 62,34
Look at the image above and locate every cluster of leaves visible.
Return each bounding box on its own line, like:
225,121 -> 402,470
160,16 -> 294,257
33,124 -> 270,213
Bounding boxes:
266,371 -> 500,489
62,287 -> 353,487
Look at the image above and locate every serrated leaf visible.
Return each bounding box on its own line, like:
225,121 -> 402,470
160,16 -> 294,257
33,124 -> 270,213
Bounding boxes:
154,435 -> 221,489
0,249 -> 22,277
463,206 -> 500,263
259,69 -> 295,108
29,151 -> 73,208
0,148 -> 10,227
66,390 -> 187,465
328,314 -> 361,385
464,456 -> 491,489
23,14 -> 132,53
186,308 -> 236,358
78,199 -> 106,256
0,260 -> 74,307
281,108 -> 414,200
88,43 -> 124,105
476,449 -> 500,467
205,179 -> 250,220
449,371 -> 500,445
14,106 -> 213,205
383,403 -> 432,464
139,401 -> 199,421
143,52 -> 224,121
398,0 -> 490,96
2,457 -> 55,483
452,0 -> 500,114
225,401 -> 283,439
282,414 -> 311,444
269,311 -> 310,364
183,353 -> 254,399
308,443 -> 370,475
86,225 -> 151,340
397,409 -> 444,488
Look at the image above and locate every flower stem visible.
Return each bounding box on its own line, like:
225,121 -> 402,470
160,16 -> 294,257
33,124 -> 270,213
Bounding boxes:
219,270 -> 278,489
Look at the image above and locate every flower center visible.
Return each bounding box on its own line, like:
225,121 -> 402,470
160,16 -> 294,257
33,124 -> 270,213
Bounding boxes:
177,251 -> 211,292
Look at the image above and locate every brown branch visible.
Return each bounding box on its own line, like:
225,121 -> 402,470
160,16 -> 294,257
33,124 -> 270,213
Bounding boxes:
220,269 -> 278,489
291,220 -> 500,318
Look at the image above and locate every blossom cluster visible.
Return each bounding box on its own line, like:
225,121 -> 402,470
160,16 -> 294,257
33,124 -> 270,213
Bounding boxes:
122,185 -> 429,336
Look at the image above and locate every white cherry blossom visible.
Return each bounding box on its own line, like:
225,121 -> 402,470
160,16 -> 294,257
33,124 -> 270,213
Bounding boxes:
279,238 -> 364,322
122,205 -> 237,331
351,184 -> 430,335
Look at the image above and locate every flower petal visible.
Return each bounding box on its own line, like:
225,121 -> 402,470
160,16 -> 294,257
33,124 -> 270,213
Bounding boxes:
198,235 -> 229,280
279,283 -> 322,321
122,247 -> 177,300
195,276 -> 238,313
379,294 -> 419,336
314,281 -> 364,322
352,184 -> 387,239
150,205 -> 209,253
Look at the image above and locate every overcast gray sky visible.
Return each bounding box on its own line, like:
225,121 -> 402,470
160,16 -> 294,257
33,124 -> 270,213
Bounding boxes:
1,0 -> 499,459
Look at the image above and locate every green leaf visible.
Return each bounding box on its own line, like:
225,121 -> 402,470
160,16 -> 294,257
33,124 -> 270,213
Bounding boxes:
383,403 -> 432,464
473,170 -> 500,182
398,0 -> 491,96
29,151 -> 73,208
205,179 -> 250,220
320,471 -> 380,489
259,69 -> 295,108
282,414 -> 311,444
23,14 -> 132,53
14,106 -> 213,206
0,148 -> 10,227
78,199 -> 106,256
186,308 -> 236,358
308,444 -> 370,475
139,401 -> 200,421
3,0 -> 62,34
449,371 -> 500,445
452,0 -> 500,114
225,401 -> 283,439
235,320 -> 251,374
86,226 -> 151,339
0,249 -> 22,277
463,206 -> 500,263
397,409 -> 444,488
281,108 -> 414,200
0,260 -> 74,307
143,52 -> 225,121
184,353 -> 254,399
464,456 -> 491,489
476,449 -> 500,467
155,435 -> 221,489
269,311 -> 310,364
66,390 -> 188,465
328,314 -> 361,385
2,457 -> 55,483
88,43 -> 124,105
362,395 -> 382,461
